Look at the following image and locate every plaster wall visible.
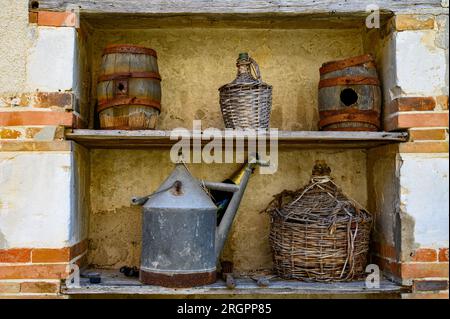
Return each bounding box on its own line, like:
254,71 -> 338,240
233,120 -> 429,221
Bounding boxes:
89,28 -> 364,131
88,148 -> 368,272
0,144 -> 90,249
399,153 -> 449,249
367,146 -> 401,248
86,27 -> 368,271
0,0 -> 30,94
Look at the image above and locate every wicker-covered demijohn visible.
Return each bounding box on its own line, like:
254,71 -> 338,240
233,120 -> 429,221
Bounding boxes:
219,53 -> 272,129
266,161 -> 372,282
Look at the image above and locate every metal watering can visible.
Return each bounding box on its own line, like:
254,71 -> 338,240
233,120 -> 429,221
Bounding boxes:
131,155 -> 268,287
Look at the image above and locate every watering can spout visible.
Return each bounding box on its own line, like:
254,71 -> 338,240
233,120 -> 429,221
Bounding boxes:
214,156 -> 269,261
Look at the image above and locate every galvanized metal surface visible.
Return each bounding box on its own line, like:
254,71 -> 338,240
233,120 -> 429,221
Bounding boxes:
133,158 -> 265,287
139,164 -> 217,283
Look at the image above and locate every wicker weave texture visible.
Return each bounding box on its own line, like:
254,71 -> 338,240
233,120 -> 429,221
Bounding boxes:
267,174 -> 372,282
219,56 -> 272,129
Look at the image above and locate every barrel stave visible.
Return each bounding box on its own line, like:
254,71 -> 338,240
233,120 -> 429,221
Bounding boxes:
97,45 -> 161,130
318,54 -> 381,131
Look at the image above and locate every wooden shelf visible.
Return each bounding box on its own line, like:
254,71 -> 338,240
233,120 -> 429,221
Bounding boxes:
65,129 -> 408,150
63,269 -> 406,297
36,0 -> 446,15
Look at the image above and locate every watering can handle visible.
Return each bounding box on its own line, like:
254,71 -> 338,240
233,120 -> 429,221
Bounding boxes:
131,181 -> 182,206
249,158 -> 270,168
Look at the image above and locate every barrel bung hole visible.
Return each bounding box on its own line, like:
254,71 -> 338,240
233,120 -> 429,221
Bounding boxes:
340,88 -> 358,106
118,83 -> 125,92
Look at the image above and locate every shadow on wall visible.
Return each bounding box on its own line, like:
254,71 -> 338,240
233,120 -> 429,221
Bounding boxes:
0,229 -> 7,249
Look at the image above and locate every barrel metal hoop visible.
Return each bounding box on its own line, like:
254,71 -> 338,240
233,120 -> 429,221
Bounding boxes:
318,110 -> 380,130
319,54 -> 375,75
103,45 -> 157,57
318,76 -> 380,88
98,72 -> 162,83
98,97 -> 161,113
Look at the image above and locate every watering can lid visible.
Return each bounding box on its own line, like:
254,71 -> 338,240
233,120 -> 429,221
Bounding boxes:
144,163 -> 217,210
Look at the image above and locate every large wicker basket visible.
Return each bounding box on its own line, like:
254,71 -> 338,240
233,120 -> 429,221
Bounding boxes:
266,161 -> 372,282
219,53 -> 272,129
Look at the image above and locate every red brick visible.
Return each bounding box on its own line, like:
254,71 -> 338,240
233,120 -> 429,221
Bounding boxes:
387,97 -> 436,114
32,248 -> 70,263
402,291 -> 449,299
394,15 -> 435,31
384,112 -> 449,131
402,262 -> 449,279
20,281 -> 59,294
0,295 -> 66,299
0,111 -> 74,127
29,12 -> 38,24
0,249 -> 31,263
399,141 -> 449,153
37,11 -> 77,27
31,92 -> 73,109
436,96 -> 449,110
409,129 -> 447,141
0,92 -> 73,109
0,140 -> 72,152
0,282 -> 21,293
413,279 -> 449,292
411,248 -> 438,262
439,248 -> 449,262
0,128 -> 22,139
0,264 -> 69,279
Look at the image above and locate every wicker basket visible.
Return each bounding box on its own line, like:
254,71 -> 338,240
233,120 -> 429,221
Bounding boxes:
266,161 -> 372,282
219,53 -> 272,129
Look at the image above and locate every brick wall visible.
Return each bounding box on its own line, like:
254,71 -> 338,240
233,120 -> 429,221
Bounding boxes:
370,13 -> 449,299
0,240 -> 87,298
0,10 -> 89,298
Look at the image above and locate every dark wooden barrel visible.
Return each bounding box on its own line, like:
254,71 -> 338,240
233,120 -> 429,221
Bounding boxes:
97,45 -> 161,130
318,54 -> 381,131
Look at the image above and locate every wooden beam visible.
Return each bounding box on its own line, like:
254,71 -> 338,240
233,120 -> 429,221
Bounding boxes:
32,0 -> 446,15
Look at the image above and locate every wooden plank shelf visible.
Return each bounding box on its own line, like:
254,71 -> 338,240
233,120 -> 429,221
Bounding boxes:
63,269 -> 407,297
65,129 -> 408,150
34,0 -> 446,15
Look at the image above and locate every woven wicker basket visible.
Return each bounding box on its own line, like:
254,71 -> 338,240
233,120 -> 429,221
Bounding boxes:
266,161 -> 372,282
219,53 -> 272,129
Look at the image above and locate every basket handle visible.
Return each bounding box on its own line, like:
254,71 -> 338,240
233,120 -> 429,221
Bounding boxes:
249,57 -> 262,82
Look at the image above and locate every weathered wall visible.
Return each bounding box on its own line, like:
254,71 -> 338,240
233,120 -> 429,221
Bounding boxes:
367,146 -> 401,249
0,144 -> 90,249
87,26 -> 367,271
0,0 -> 30,94
88,148 -> 368,272
399,153 -> 449,249
90,28 -> 363,130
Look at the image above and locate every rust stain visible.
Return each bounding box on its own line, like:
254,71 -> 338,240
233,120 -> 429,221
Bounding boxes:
25,127 -> 42,139
0,129 -> 22,139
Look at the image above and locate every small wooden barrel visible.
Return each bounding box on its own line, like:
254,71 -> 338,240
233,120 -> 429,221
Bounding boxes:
97,45 -> 161,130
318,54 -> 381,131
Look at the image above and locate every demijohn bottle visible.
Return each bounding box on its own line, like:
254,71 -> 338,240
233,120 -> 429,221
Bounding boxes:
210,162 -> 254,225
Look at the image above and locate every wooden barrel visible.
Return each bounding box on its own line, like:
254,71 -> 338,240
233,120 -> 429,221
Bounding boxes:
97,45 -> 161,130
318,54 -> 381,131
